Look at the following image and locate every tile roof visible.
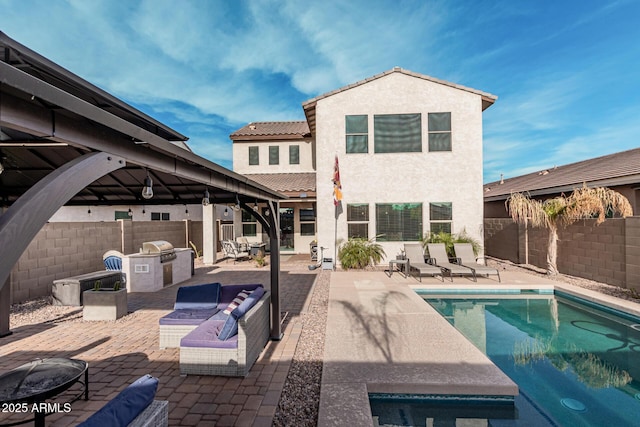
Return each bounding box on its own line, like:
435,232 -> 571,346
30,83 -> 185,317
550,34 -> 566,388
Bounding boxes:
244,172 -> 316,194
230,121 -> 310,140
302,67 -> 497,109
302,67 -> 497,135
484,147 -> 640,200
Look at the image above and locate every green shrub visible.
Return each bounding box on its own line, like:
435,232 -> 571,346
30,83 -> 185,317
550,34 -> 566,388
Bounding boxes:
338,237 -> 386,269
421,230 -> 481,258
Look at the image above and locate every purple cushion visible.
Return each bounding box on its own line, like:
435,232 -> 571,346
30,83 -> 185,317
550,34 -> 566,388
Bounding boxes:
218,284 -> 263,305
174,282 -> 221,310
180,318 -> 238,349
159,308 -> 220,325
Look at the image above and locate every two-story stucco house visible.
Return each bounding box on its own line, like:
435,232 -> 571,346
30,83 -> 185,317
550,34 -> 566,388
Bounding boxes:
231,67 -> 496,263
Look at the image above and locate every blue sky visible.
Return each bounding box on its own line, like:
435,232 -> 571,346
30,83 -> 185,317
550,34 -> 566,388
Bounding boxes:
2,0 -> 639,183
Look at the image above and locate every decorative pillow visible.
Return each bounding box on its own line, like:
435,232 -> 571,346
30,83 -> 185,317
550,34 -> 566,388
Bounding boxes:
231,287 -> 265,319
78,374 -> 158,427
217,314 -> 239,341
217,287 -> 266,341
223,289 -> 252,315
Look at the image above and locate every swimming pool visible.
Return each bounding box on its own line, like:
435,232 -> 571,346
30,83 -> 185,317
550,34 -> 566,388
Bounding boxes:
371,290 -> 640,426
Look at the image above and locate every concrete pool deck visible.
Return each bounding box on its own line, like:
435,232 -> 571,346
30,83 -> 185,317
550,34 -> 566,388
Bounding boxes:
318,269 -> 566,426
5,259 -> 640,426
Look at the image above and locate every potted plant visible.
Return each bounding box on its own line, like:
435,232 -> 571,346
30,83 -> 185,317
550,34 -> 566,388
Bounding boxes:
83,279 -> 128,321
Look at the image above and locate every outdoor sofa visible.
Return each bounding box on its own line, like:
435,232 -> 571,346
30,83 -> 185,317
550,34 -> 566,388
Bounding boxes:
158,282 -> 270,377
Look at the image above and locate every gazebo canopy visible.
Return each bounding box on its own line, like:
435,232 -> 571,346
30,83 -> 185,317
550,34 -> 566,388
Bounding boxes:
0,31 -> 284,207
0,31 -> 285,339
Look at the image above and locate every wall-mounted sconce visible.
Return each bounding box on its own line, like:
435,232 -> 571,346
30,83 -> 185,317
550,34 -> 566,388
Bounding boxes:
202,188 -> 210,206
185,205 -> 190,217
141,171 -> 153,200
253,200 -> 259,211
87,208 -> 92,216
128,208 -> 133,217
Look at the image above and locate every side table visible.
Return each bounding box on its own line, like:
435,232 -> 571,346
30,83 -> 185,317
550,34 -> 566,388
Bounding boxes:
388,259 -> 409,278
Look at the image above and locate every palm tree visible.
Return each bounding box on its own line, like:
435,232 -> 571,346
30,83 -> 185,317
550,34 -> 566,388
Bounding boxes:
506,185 -> 632,275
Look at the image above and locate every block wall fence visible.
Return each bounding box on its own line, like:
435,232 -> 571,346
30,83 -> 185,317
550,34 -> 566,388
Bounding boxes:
484,217 -> 640,290
9,220 -> 203,303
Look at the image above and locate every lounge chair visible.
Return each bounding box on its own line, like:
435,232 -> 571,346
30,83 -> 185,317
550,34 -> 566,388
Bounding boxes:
453,243 -> 501,282
427,243 -> 476,282
404,243 -> 444,282
222,240 -> 250,263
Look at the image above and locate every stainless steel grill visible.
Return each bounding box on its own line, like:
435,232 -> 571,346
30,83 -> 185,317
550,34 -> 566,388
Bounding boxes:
141,240 -> 177,263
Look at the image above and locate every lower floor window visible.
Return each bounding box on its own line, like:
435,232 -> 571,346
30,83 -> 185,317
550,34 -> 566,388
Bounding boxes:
242,209 -> 257,236
347,204 -> 369,239
299,205 -> 316,236
376,203 -> 422,241
429,202 -> 452,234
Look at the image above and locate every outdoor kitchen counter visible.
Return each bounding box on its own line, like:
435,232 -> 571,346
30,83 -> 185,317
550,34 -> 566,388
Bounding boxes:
122,248 -> 192,292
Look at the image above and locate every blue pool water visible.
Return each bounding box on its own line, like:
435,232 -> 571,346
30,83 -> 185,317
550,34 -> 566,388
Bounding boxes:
370,291 -> 640,426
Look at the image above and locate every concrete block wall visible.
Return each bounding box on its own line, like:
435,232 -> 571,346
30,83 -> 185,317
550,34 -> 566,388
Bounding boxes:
12,222 -> 120,302
483,218 -> 519,263
10,220 -> 204,304
625,217 -> 640,291
485,217 -> 634,289
125,221 -> 188,254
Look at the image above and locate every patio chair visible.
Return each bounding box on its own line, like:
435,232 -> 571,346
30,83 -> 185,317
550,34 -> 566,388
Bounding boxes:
236,236 -> 250,252
427,243 -> 476,282
403,243 -> 444,282
453,243 -> 501,282
222,240 -> 250,263
103,250 -> 126,284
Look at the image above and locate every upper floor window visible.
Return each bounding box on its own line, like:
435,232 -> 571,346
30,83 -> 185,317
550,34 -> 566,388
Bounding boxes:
346,115 -> 368,153
269,146 -> 279,165
428,113 -> 452,152
289,145 -> 300,165
248,146 -> 259,165
374,114 -> 422,153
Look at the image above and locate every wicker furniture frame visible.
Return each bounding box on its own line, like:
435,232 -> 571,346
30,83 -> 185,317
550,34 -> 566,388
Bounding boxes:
179,291 -> 270,377
159,324 -> 199,349
128,400 -> 169,427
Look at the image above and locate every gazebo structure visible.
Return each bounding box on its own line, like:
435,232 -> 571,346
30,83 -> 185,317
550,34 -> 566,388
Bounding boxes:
0,32 -> 286,339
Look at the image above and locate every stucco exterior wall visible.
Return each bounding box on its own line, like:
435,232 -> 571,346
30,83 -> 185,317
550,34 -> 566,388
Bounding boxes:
314,72 -> 486,264
233,139 -> 314,174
